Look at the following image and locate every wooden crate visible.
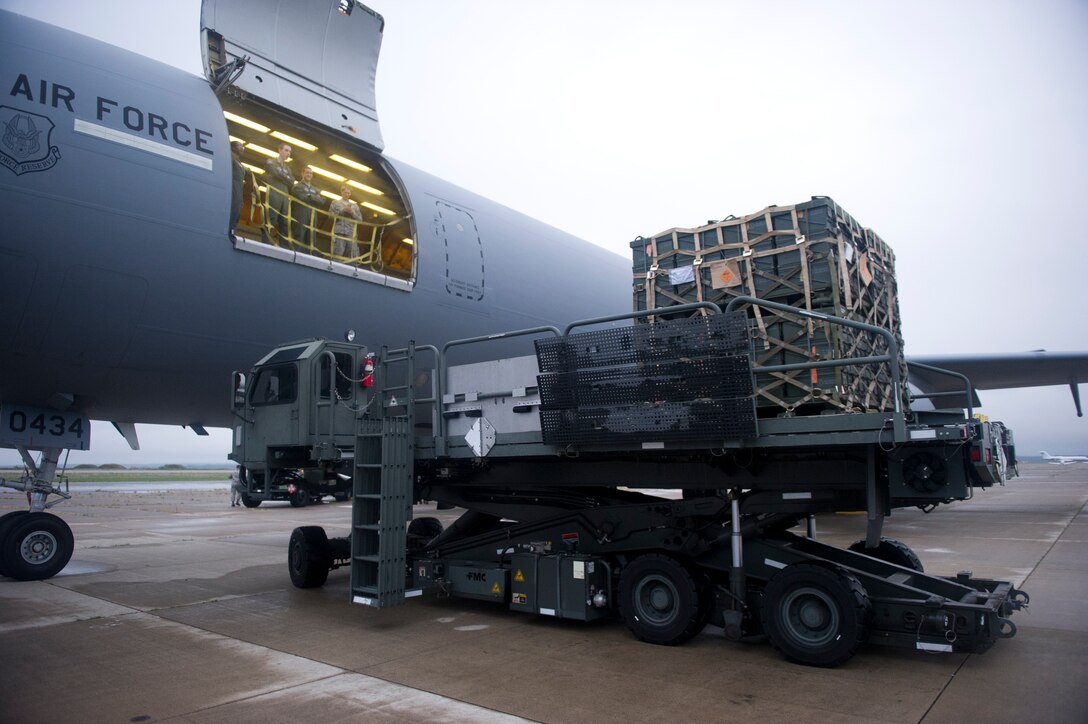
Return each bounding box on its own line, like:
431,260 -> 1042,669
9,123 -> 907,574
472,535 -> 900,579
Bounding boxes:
631,197 -> 907,415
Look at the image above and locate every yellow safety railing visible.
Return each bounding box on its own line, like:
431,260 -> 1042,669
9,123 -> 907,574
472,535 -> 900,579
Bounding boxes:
254,187 -> 398,272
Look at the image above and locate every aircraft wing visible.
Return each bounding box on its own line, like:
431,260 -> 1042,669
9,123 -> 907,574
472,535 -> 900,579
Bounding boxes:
905,351 -> 1088,414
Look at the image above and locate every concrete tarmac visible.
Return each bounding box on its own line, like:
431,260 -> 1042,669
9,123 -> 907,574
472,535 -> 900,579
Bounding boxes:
1,463 -> 1085,723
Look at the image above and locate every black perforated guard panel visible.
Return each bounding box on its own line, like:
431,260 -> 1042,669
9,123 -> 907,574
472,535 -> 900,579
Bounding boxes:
535,313 -> 751,373
538,356 -> 753,409
535,314 -> 757,445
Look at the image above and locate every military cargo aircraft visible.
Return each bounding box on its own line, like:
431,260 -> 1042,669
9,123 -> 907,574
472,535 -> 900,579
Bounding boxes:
0,0 -> 1086,581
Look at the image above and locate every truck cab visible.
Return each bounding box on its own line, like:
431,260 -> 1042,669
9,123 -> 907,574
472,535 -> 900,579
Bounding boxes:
230,339 -> 370,506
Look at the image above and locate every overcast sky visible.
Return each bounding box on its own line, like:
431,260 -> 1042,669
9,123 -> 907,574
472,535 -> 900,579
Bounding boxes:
1,0 -> 1085,465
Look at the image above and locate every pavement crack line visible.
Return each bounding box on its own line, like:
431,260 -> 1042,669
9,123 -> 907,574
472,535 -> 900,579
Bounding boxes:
1019,492 -> 1088,592
921,490 -> 1087,723
138,611 -> 530,723
918,655 -> 970,723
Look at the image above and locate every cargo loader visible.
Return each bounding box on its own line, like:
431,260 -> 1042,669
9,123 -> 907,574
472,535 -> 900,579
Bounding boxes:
227,341 -> 364,508
230,299 -> 1027,667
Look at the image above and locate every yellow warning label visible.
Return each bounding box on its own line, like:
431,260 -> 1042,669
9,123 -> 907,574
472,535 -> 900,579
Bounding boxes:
491,582 -> 501,594
514,569 -> 525,582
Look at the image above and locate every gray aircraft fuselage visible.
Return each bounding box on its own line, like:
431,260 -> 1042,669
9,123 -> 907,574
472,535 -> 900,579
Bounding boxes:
0,10 -> 631,432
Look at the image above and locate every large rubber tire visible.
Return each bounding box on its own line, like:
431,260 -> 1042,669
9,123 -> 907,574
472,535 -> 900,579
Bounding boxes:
288,526 -> 331,588
763,563 -> 872,667
407,517 -> 444,549
1,512 -> 75,581
0,511 -> 30,577
288,488 -> 309,508
848,538 -> 924,572
240,493 -> 262,508
619,554 -> 707,646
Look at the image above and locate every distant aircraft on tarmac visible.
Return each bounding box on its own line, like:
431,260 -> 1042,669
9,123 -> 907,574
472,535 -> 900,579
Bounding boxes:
1,0 -> 1087,581
1040,451 -> 1088,464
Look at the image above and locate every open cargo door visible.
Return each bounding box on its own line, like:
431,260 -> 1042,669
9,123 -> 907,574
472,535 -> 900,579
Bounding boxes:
201,0 -> 385,151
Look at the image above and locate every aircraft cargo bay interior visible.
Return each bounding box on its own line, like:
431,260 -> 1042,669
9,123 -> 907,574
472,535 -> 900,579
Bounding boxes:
219,95 -> 415,281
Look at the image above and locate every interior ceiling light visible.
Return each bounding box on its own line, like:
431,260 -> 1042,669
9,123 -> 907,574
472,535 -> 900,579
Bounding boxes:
330,154 -> 372,173
245,143 -> 279,158
362,201 -> 395,216
228,135 -> 246,144
402,238 -> 414,245
347,179 -> 383,196
270,130 -> 317,151
241,162 -> 265,174
223,111 -> 269,133
309,165 -> 346,182
319,189 -> 341,201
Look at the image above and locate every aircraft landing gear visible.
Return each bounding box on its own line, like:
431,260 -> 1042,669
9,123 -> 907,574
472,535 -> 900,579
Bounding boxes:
0,445 -> 76,581
0,511 -> 74,580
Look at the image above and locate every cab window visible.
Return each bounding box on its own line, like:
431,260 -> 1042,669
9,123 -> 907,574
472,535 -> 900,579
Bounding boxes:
249,364 -> 298,406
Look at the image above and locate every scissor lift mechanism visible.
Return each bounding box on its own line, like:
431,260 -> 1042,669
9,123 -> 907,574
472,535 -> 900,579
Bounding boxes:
284,300 -> 1026,667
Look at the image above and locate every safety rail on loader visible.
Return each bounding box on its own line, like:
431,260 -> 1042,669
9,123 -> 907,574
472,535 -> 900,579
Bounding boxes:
260,301 -> 1026,667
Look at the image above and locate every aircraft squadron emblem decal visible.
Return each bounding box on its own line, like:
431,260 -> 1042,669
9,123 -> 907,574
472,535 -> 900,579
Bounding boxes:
0,106 -> 61,175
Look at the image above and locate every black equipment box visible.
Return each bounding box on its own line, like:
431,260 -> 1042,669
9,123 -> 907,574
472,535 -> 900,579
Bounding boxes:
414,560 -> 507,602
508,552 -> 610,621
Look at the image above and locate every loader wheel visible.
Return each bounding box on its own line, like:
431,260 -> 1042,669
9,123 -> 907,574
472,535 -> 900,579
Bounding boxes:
763,563 -> 871,667
848,538 -> 924,572
1,512 -> 74,581
288,526 -> 331,588
240,494 -> 261,508
619,554 -> 706,646
407,517 -> 444,549
288,488 -> 309,508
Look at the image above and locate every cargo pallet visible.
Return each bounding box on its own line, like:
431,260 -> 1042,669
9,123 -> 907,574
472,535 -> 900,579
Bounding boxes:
632,197 -> 907,415
245,301 -> 1026,667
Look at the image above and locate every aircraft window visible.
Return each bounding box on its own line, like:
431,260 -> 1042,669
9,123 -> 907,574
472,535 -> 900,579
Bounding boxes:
222,100 -> 415,283
318,353 -> 354,400
249,364 -> 298,406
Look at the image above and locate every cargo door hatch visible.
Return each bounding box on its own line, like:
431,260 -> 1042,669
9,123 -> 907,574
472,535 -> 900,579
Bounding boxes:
201,0 -> 385,151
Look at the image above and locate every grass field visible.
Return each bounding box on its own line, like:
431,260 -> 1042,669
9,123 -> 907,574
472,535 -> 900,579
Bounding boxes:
0,469 -> 232,483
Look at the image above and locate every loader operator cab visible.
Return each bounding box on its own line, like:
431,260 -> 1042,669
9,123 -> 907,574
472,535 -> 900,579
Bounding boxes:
229,339 -> 369,507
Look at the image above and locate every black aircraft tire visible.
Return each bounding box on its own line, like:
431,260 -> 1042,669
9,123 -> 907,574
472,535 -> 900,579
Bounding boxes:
240,494 -> 261,509
289,489 -> 309,508
0,511 -> 31,577
288,526 -> 331,588
763,563 -> 872,667
848,538 -> 924,573
619,554 -> 706,646
2,512 -> 74,581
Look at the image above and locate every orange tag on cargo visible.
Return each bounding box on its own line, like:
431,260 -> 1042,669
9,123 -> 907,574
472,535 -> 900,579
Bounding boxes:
710,260 -> 742,289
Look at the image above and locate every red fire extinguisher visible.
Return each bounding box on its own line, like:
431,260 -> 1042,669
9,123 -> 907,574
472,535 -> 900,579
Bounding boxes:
361,353 -> 375,387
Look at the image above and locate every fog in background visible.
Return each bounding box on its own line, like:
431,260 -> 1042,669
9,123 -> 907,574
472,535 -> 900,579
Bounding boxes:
1,0 -> 1085,466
